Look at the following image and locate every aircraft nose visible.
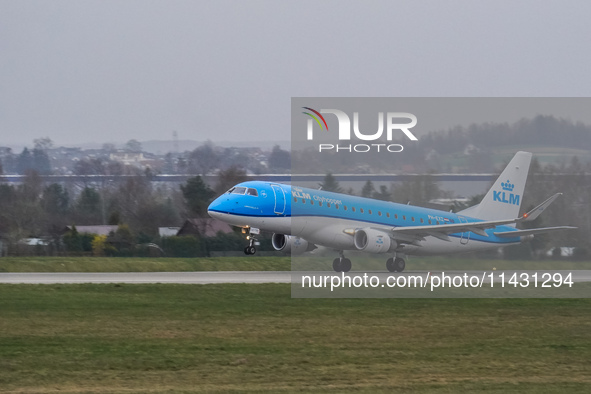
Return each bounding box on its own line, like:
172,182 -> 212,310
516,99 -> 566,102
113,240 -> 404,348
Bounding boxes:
207,196 -> 229,219
207,199 -> 221,218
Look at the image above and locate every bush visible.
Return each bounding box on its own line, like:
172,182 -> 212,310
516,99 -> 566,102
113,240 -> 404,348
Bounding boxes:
63,227 -> 95,254
572,247 -> 589,260
161,236 -> 204,257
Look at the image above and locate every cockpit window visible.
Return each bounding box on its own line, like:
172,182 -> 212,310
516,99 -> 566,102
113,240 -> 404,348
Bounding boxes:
231,187 -> 247,195
247,188 -> 258,196
226,187 -> 235,194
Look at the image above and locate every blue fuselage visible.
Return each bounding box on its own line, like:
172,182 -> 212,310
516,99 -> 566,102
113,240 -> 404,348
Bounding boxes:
207,181 -> 521,251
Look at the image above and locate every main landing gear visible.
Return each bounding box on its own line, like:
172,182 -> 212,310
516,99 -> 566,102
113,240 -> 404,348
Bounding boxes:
332,252 -> 352,273
331,253 -> 406,273
243,227 -> 260,255
386,256 -> 406,273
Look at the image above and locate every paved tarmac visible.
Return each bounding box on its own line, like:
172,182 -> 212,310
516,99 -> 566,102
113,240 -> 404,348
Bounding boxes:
1,270 -> 591,284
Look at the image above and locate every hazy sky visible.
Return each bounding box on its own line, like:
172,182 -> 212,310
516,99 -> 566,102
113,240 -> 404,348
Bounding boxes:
1,0 -> 591,148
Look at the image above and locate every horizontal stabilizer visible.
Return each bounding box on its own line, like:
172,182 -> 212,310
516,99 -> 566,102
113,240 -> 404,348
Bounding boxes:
522,193 -> 562,222
494,226 -> 577,238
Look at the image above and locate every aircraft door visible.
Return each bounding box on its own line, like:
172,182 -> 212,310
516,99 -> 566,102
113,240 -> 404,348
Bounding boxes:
271,185 -> 286,215
458,216 -> 470,245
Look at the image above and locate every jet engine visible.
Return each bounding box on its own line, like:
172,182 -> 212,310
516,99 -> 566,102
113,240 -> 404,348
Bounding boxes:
272,234 -> 314,255
354,228 -> 395,253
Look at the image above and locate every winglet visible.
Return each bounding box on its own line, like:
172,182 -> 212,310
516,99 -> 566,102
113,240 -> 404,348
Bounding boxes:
520,193 -> 562,222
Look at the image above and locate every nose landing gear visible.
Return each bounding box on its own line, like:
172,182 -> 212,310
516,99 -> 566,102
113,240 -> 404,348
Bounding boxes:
243,227 -> 260,255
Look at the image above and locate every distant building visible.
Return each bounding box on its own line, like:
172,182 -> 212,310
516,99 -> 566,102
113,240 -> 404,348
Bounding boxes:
177,218 -> 234,237
110,151 -> 146,166
546,247 -> 575,257
159,227 -> 181,237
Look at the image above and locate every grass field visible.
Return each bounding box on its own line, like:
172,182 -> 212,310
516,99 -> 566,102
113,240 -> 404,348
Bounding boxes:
1,284 -> 590,393
1,255 -> 590,273
0,256 -> 291,273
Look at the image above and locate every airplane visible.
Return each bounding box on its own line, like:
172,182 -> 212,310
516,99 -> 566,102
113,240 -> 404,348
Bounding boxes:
207,151 -> 576,272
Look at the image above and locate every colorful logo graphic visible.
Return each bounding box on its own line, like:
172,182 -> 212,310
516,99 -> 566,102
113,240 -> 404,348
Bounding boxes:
302,107 -> 329,131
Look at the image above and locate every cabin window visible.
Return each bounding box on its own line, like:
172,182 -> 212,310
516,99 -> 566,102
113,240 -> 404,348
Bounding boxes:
310,201 -> 314,205
420,218 -> 424,223
352,207 -> 356,212
360,208 -> 364,213
301,199 -> 306,204
335,204 -> 339,209
344,206 -> 347,211
247,188 -> 258,196
386,213 -> 390,218
293,197 -> 297,202
231,187 -> 247,195
319,202 -> 322,207
412,217 -> 415,222
402,215 -> 406,220
394,214 -> 398,219
378,211 -> 382,216
436,221 -> 440,225
428,219 -> 432,224
368,209 -> 372,215
327,203 -> 331,208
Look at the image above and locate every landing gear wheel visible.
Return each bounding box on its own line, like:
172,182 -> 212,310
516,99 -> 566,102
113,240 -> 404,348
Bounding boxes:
394,257 -> 406,272
386,257 -> 396,273
332,258 -> 342,272
244,246 -> 256,255
340,258 -> 352,273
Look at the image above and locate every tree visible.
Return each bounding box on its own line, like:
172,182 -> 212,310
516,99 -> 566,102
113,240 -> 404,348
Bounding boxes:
215,166 -> 248,195
361,180 -> 375,198
392,175 -> 441,206
188,142 -> 220,175
32,148 -> 51,175
181,176 -> 215,217
319,173 -> 342,193
16,148 -> 33,174
125,139 -> 142,152
76,187 -> 103,224
268,145 -> 290,171
373,185 -> 391,201
33,137 -> 53,151
41,184 -> 70,225
63,226 -> 83,253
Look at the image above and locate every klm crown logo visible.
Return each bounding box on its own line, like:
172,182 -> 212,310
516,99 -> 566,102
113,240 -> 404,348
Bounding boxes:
501,181 -> 514,192
494,179 -> 520,205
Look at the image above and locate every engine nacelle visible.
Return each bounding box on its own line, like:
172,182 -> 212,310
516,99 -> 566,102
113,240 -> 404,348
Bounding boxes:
354,228 -> 394,253
272,234 -> 314,255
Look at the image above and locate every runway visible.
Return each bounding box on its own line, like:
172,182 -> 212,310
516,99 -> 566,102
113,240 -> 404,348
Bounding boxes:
0,271 -> 292,284
2,270 -> 591,284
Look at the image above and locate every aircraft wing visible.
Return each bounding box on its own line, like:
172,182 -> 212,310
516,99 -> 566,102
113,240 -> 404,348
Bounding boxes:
389,217 -> 518,242
494,226 -> 577,238
388,193 -> 571,243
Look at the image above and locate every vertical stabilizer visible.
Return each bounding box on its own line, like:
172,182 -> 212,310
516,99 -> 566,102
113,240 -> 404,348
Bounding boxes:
460,151 -> 532,221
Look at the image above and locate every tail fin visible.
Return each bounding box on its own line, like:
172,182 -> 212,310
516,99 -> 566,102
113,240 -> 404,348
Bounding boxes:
459,151 -> 532,222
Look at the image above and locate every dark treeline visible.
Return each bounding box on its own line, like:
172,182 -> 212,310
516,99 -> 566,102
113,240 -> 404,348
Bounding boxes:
0,139 -> 292,176
0,166 -> 249,256
292,115 -> 591,174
